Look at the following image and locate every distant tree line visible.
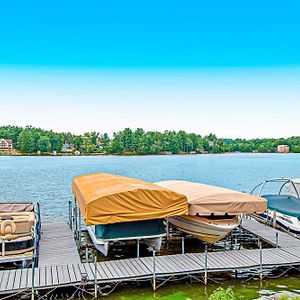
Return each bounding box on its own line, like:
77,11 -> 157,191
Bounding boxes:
1,125 -> 300,154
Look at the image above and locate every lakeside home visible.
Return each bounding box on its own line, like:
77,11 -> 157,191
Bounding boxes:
277,144 -> 290,153
0,138 -> 13,151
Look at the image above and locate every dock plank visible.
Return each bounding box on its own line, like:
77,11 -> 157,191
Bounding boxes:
39,222 -> 80,267
3,220 -> 300,296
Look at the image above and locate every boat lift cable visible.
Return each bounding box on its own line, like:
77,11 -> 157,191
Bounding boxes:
0,288 -> 31,300
263,267 -> 293,279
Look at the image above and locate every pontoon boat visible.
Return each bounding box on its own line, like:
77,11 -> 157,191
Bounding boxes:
72,173 -> 188,256
0,202 -> 40,266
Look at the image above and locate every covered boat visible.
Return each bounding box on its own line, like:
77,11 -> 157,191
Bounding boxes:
156,180 -> 267,243
72,173 -> 188,255
0,202 -> 40,266
251,178 -> 300,234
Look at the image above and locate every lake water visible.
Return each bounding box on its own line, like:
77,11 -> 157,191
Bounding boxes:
1,153 -> 300,221
1,153 -> 300,299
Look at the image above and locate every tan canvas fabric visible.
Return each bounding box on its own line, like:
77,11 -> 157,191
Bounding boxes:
72,173 -> 188,226
155,180 -> 267,216
0,203 -> 34,213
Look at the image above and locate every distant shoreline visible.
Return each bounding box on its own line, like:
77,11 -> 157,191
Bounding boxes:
0,152 -> 297,157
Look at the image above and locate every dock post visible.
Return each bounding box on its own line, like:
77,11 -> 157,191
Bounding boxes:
152,245 -> 156,291
204,244 -> 208,285
273,210 -> 277,228
68,200 -> 72,229
166,219 -> 169,240
259,241 -> 263,281
85,244 -> 89,262
73,201 -> 77,240
276,232 -> 279,248
78,209 -> 81,249
137,239 -> 140,258
94,254 -> 98,298
181,237 -> 185,254
1,239 -> 5,257
31,252 -> 35,300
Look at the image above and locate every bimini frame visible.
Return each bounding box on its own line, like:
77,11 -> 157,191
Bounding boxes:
250,178 -> 300,199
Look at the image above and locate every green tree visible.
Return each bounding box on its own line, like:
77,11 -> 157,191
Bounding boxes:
37,136 -> 51,153
17,130 -> 36,152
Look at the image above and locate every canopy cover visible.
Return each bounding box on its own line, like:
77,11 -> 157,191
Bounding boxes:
72,173 -> 188,226
155,180 -> 267,216
263,194 -> 300,218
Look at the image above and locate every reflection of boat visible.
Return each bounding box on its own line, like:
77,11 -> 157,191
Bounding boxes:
251,178 -> 300,234
72,173 -> 188,256
156,180 -> 267,244
0,202 -> 40,265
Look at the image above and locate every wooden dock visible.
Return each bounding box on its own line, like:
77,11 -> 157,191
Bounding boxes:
38,222 -> 81,267
1,218 -> 300,296
242,217 -> 300,248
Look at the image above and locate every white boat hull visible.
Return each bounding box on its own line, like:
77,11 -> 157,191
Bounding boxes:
169,215 -> 240,244
263,210 -> 300,234
87,226 -> 164,256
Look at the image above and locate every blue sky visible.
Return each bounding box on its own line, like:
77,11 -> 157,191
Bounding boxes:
1,1 -> 300,138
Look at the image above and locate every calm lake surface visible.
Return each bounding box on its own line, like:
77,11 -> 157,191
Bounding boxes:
1,153 -> 300,299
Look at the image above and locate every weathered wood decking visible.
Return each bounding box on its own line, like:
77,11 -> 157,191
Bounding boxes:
38,222 -> 81,267
241,217 -> 300,248
1,218 -> 300,296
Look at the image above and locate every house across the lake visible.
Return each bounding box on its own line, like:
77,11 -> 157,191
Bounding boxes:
0,138 -> 13,151
61,143 -> 75,153
277,145 -> 290,153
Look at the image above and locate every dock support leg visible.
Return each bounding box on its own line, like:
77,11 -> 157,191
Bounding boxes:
31,253 -> 35,300
94,254 -> 98,298
137,239 -> 140,258
166,219 -> 169,240
204,244 -> 208,285
68,200 -> 72,229
273,211 -> 277,228
85,245 -> 89,262
73,201 -> 78,240
259,241 -> 263,281
1,239 -> 5,257
181,237 -> 185,254
152,246 -> 156,291
78,210 -> 81,249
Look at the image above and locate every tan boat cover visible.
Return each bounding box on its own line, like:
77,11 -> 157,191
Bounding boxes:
72,173 -> 188,226
155,180 -> 267,216
0,203 -> 34,213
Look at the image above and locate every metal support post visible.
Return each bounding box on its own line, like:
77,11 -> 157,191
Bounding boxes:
204,244 -> 208,285
152,245 -> 156,291
73,203 -> 77,240
259,241 -> 263,281
273,210 -> 277,228
181,236 -> 185,254
1,239 -> 5,257
166,219 -> 169,240
31,252 -> 35,300
94,254 -> 98,298
276,232 -> 279,248
137,239 -> 140,258
85,245 -> 89,262
78,209 -> 81,249
68,200 -> 72,229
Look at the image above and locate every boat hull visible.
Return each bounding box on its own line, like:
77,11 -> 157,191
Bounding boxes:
169,215 -> 239,244
87,226 -> 164,256
262,210 -> 300,234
